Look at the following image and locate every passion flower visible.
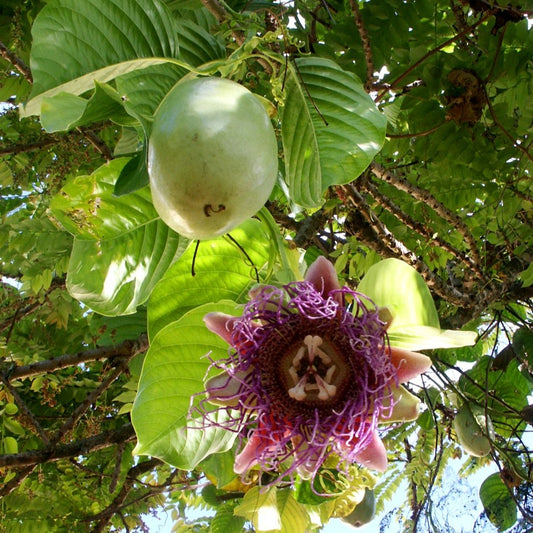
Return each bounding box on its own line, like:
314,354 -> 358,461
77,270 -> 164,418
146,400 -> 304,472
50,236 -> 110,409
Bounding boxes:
199,257 -> 432,481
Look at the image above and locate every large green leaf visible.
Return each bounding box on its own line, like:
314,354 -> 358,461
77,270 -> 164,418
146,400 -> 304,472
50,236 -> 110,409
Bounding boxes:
357,258 -> 476,350
234,486 -> 311,533
40,82 -> 131,133
132,301 -> 240,469
115,18 -> 225,124
479,473 -> 517,531
22,58 -> 172,117
28,0 -> 178,99
50,158 -> 157,240
147,218 -> 272,340
281,57 -> 387,208
50,158 -> 188,315
23,0 -> 226,121
357,258 -> 440,328
67,222 -> 186,316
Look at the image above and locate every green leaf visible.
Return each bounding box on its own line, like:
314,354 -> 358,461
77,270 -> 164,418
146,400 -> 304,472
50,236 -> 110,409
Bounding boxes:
147,218 -> 272,339
116,18 -> 225,124
210,503 -> 246,533
357,259 -> 476,350
2,436 -> 18,455
50,158 -> 188,315
50,158 -> 158,240
479,473 -> 517,531
28,0 -> 178,99
234,486 -> 281,531
67,221 -> 187,316
459,357 -> 531,437
201,448 -> 240,489
518,262 -> 533,287
357,258 -> 440,329
40,82 -> 128,133
387,325 -> 477,351
132,301 -> 240,469
23,58 -> 173,117
281,57 -> 387,207
89,308 -> 147,345
234,486 -> 310,533
513,326 -> 533,367
113,151 -> 149,197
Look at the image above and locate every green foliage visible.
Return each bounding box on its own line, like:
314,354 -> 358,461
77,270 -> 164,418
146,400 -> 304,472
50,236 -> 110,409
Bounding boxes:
0,0 -> 532,531
281,57 -> 387,207
132,301 -> 240,468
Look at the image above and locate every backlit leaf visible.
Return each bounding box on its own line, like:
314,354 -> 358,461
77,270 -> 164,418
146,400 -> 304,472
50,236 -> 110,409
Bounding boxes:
132,301 -> 240,469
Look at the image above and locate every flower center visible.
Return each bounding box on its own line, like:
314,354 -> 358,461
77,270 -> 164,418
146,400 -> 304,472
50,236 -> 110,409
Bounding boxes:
256,315 -> 371,418
279,335 -> 347,403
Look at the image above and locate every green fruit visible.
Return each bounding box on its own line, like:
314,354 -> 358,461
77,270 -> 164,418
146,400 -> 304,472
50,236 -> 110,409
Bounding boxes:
341,488 -> 376,528
148,77 -> 278,240
453,404 -> 494,457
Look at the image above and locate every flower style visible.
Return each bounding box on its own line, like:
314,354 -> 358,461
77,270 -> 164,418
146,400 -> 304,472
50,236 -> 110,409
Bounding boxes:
201,257 -> 432,482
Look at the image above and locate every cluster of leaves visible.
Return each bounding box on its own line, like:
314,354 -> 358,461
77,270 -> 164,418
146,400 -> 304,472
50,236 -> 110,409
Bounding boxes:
0,0 -> 532,531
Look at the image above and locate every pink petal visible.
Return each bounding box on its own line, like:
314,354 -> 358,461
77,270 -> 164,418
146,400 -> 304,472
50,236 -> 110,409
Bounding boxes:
203,312 -> 239,344
305,256 -> 341,297
379,385 -> 420,423
234,431 -> 267,474
353,430 -> 388,472
388,346 -> 432,382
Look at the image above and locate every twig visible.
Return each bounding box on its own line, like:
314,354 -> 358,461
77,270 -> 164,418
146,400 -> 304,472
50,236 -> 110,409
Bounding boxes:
0,465 -> 36,498
0,138 -> 59,156
0,423 -> 135,468
349,0 -> 374,91
77,127 -> 113,161
370,163 -> 483,267
386,122 -> 445,139
484,93 -> 533,164
199,0 -> 274,76
4,334 -> 148,381
360,175 -> 484,279
53,356 -> 133,442
0,40 -> 32,83
199,0 -> 227,23
0,373 -> 50,445
338,183 -> 474,307
87,458 -> 163,532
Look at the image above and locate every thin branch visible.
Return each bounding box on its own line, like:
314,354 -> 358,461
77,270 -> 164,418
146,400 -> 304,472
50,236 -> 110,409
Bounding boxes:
0,40 -> 32,83
77,127 -> 113,161
484,93 -> 533,164
0,373 -> 50,445
360,175 -> 484,279
3,334 -> 148,381
199,0 -> 274,76
370,163 -> 483,267
199,0 -> 227,23
386,122 -> 445,139
53,356 -> 133,443
0,465 -> 36,498
0,138 -> 59,156
0,423 -> 135,468
338,183 -> 474,307
349,0 -> 374,91
87,458 -> 164,532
